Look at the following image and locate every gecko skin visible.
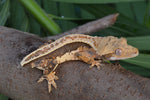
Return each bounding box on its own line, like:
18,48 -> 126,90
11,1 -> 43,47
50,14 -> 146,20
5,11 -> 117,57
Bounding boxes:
20,34 -> 139,93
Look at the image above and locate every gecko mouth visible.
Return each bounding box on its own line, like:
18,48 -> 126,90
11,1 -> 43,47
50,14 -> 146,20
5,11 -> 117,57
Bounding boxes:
107,52 -> 139,61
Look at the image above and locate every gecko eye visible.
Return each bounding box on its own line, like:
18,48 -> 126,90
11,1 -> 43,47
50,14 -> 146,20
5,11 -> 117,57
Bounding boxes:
115,48 -> 122,56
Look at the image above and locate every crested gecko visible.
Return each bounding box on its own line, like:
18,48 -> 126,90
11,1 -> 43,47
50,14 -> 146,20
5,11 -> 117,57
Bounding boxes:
20,34 -> 139,93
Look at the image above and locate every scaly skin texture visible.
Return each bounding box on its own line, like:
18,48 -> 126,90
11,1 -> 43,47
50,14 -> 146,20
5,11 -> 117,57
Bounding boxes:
20,34 -> 139,93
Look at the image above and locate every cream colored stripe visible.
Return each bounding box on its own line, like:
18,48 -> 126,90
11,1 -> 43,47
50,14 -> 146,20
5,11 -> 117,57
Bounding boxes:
20,34 -> 98,66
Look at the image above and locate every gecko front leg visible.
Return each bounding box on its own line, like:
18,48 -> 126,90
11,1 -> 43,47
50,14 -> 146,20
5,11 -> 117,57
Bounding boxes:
74,46 -> 103,70
75,51 -> 102,70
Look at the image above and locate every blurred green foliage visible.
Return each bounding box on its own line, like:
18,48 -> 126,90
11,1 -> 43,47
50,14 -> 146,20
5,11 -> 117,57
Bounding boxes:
0,94 -> 8,100
0,0 -> 150,99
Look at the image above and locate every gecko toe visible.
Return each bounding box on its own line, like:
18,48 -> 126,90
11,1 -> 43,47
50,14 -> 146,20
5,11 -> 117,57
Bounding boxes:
37,71 -> 59,93
89,60 -> 103,70
46,71 -> 59,93
37,76 -> 46,83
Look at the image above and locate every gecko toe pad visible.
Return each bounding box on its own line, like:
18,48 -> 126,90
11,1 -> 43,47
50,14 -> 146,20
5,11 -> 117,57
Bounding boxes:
89,60 -> 102,70
37,71 -> 59,93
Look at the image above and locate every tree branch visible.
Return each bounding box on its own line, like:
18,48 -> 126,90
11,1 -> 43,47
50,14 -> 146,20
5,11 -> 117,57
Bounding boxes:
0,26 -> 150,100
46,13 -> 118,40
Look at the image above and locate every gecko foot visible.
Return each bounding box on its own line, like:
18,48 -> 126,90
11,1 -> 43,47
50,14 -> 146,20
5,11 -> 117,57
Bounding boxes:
37,71 -> 59,93
89,60 -> 103,70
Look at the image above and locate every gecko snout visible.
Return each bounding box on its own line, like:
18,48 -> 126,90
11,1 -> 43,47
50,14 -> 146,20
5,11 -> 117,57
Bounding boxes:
132,48 -> 139,57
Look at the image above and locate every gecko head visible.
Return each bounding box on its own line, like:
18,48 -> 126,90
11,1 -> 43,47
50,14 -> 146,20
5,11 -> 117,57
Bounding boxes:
99,37 -> 139,60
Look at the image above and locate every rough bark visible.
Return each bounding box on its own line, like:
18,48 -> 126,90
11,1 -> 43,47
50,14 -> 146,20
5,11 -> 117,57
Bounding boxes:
0,26 -> 150,100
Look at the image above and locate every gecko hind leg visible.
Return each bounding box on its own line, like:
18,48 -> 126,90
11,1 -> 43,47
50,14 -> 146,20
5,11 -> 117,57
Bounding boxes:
37,71 -> 59,93
37,64 -> 59,93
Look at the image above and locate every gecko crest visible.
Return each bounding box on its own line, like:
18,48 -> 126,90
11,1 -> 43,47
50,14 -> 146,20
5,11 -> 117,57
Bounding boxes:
20,34 -> 139,93
21,34 -> 101,66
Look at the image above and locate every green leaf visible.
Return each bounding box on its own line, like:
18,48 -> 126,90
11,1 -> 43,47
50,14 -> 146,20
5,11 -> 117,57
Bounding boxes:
57,2 -> 78,32
48,14 -> 94,20
0,0 -> 9,25
0,94 -> 8,100
53,0 -> 144,4
28,0 -> 41,35
80,8 -> 96,19
79,4 -> 150,37
20,14 -> 30,32
123,54 -> 150,69
28,15 -> 41,35
131,2 -> 147,24
127,36 -> 150,51
115,3 -> 134,20
120,61 -> 150,77
43,0 -> 58,15
18,0 -> 61,35
8,0 -> 29,32
144,1 -> 150,28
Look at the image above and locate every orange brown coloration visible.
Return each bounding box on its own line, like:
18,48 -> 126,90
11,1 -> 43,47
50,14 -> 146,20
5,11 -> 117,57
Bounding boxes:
21,34 -> 99,66
20,34 -> 139,93
54,46 -> 102,69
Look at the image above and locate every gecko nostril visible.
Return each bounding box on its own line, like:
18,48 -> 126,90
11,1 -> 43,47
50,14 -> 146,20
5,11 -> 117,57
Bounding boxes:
133,48 -> 139,57
134,48 -> 138,54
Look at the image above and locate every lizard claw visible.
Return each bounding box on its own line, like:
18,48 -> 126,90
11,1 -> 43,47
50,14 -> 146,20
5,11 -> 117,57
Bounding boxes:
89,60 -> 102,70
37,71 -> 59,93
